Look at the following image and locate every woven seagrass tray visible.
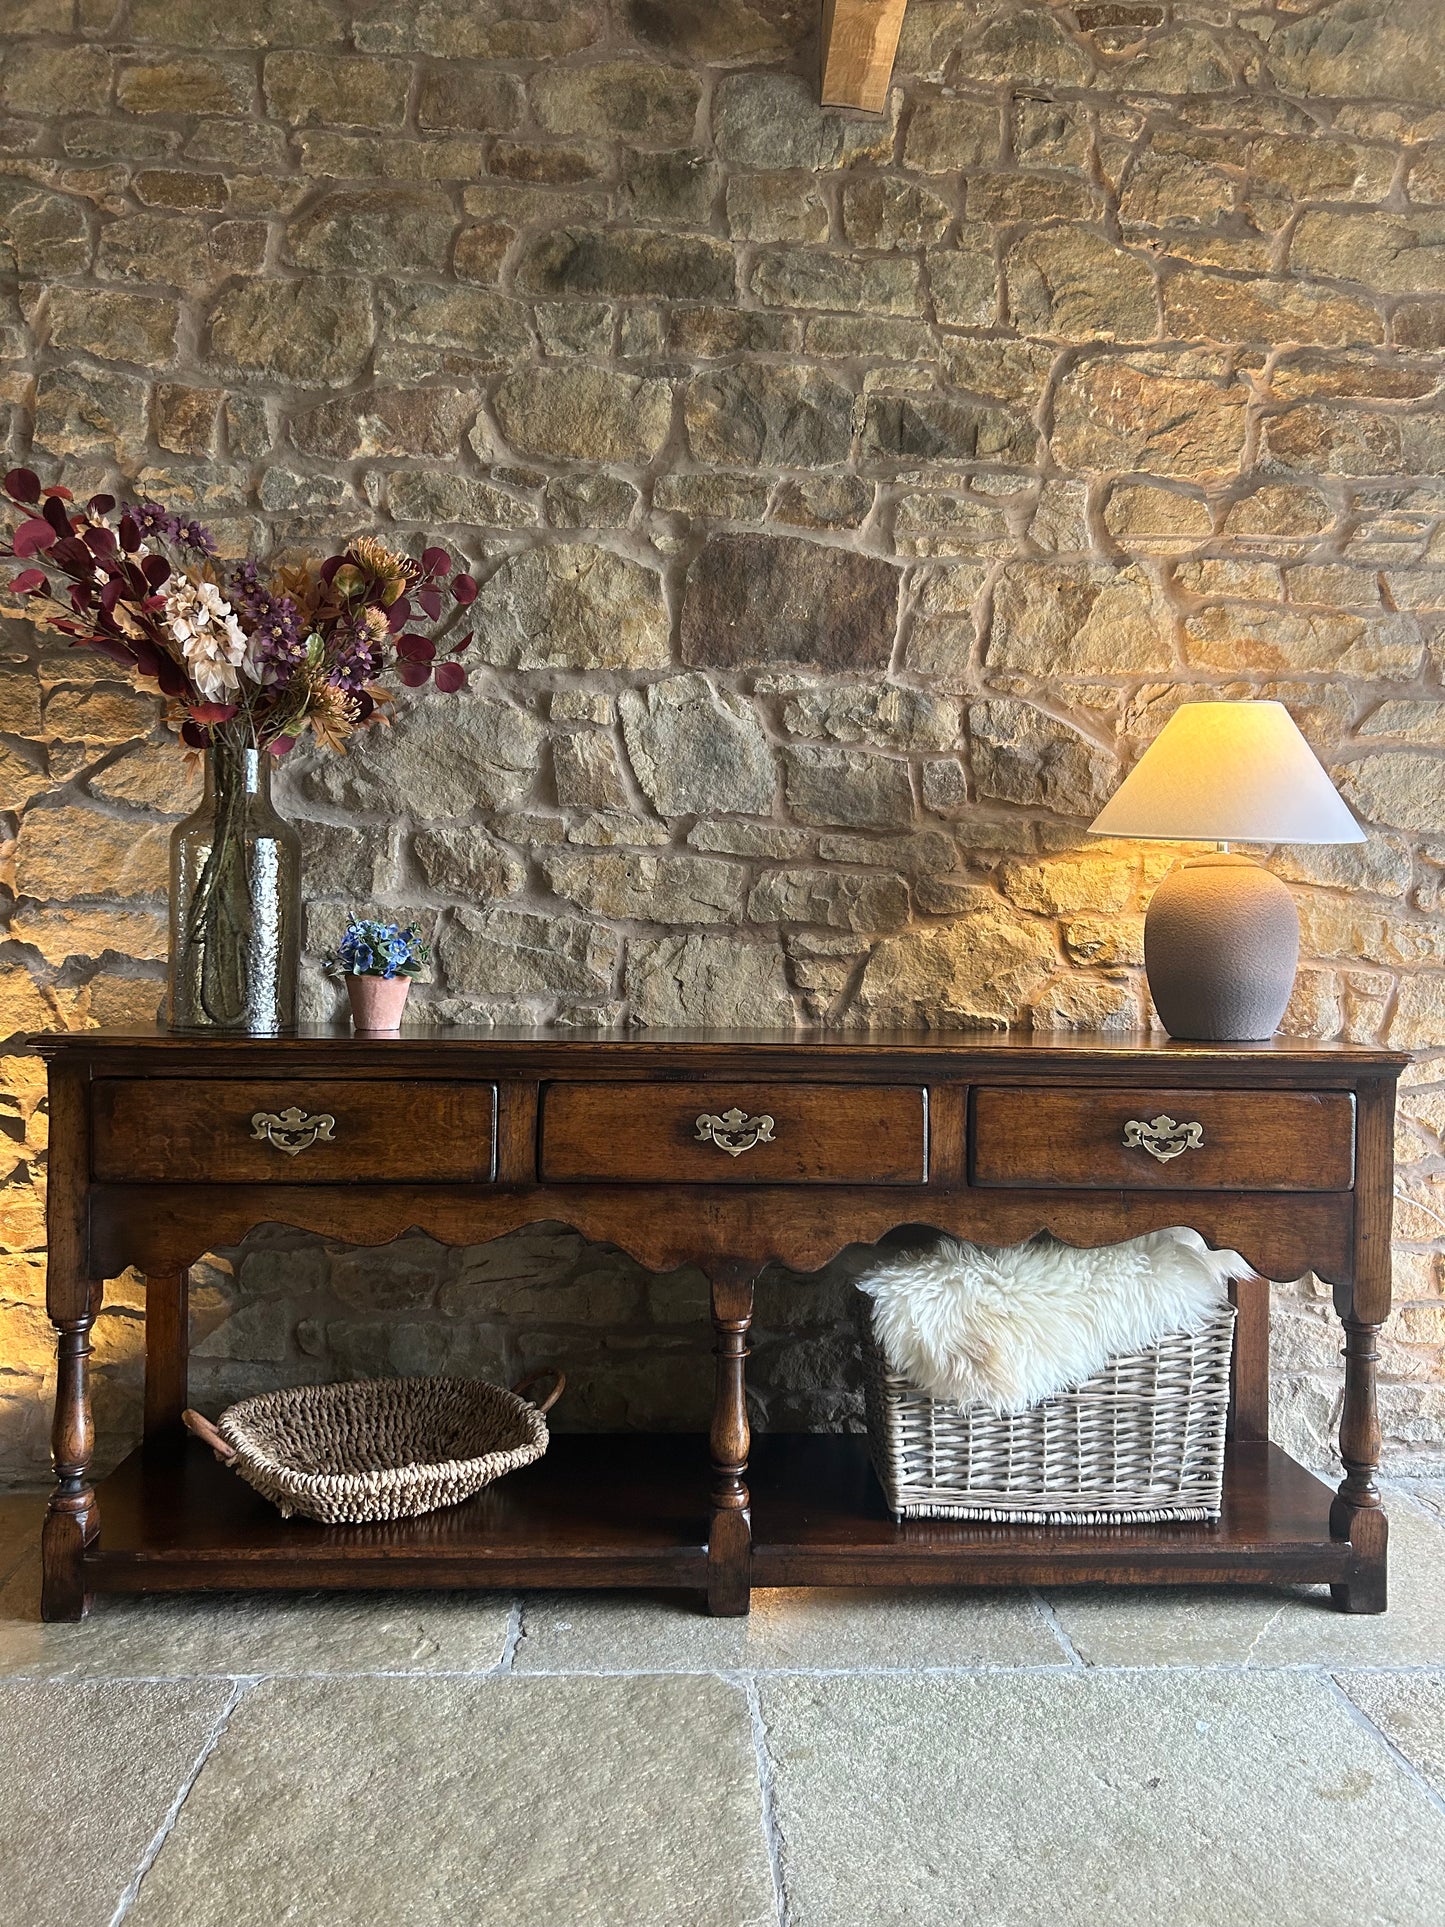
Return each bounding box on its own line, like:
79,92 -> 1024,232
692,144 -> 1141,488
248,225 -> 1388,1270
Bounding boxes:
181,1370 -> 564,1525
860,1299 -> 1235,1524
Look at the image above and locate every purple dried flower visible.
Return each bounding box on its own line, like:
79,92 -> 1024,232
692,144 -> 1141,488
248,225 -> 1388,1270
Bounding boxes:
119,500 -> 216,557
229,560 -> 306,679
329,608 -> 383,693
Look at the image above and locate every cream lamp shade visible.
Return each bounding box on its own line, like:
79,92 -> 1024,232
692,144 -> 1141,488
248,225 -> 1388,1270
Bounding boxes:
1088,701 -> 1365,847
1088,701 -> 1364,1042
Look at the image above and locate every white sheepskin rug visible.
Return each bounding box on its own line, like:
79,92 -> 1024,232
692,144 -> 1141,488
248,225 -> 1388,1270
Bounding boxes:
857,1228 -> 1252,1415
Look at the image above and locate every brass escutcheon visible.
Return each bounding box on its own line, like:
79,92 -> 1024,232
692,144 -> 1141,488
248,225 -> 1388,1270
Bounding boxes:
695,1108 -> 777,1157
250,1107 -> 337,1156
1122,1114 -> 1205,1164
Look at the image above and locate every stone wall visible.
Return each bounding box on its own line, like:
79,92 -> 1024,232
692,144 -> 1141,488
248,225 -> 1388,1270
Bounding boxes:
1,0 -> 1444,1483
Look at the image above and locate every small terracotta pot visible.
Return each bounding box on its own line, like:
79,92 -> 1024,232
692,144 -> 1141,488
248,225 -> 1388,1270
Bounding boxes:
345,973 -> 411,1034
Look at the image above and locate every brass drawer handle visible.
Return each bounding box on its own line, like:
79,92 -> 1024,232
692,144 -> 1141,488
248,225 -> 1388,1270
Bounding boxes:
250,1107 -> 337,1156
695,1108 -> 776,1157
1122,1114 -> 1204,1164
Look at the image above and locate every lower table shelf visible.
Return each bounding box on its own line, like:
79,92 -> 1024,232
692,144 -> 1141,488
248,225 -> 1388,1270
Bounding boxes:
81,1431 -> 1356,1600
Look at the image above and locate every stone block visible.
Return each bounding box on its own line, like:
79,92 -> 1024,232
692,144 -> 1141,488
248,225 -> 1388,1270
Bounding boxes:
988,562 -> 1172,676
625,932 -> 793,1025
862,393 -> 1035,465
292,388 -> 474,460
412,827 -> 524,903
530,59 -> 701,144
516,227 -> 734,301
33,367 -> 148,459
618,674 -> 774,818
684,363 -> 854,469
747,867 -> 909,932
14,805 -> 169,902
118,56 -> 253,116
1,44 -> 111,115
903,97 -> 1002,173
713,71 -> 897,169
494,365 -> 672,464
681,535 -> 898,673
208,277 -> 374,384
622,150 -> 721,228
416,67 -> 521,132
263,52 -> 409,127
842,178 -> 951,249
854,896 -> 1057,1028
1052,351 -> 1249,478
725,171 -> 828,243
476,546 -> 669,672
782,746 -> 914,830
553,732 -> 629,812
0,182 -> 90,277
781,683 -> 960,752
288,189 -> 456,273
971,698 -> 1117,817
752,249 -> 923,316
440,906 -> 617,997
1007,224 -> 1157,341
544,850 -> 747,924
303,695 -> 544,817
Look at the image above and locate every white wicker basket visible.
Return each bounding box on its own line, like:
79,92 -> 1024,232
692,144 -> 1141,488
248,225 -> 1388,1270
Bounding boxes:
860,1299 -> 1236,1523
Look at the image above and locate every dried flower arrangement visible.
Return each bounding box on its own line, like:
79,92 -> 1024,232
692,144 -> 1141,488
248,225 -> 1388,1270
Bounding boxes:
0,468 -> 482,1030
0,467 -> 478,754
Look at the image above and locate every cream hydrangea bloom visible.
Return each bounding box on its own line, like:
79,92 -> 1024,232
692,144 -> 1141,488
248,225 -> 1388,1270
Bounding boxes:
163,577 -> 249,702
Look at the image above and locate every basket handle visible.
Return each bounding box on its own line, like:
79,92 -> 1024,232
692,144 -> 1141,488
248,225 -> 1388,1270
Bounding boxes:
511,1369 -> 565,1415
182,1408 -> 238,1465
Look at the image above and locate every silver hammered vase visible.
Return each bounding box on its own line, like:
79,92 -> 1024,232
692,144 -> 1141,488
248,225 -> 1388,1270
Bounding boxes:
168,739 -> 301,1033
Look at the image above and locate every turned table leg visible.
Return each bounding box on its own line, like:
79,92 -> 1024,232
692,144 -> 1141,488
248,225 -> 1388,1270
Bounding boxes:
1330,1075 -> 1392,1615
1330,1313 -> 1387,1614
42,1307 -> 98,1622
707,1262 -> 754,1617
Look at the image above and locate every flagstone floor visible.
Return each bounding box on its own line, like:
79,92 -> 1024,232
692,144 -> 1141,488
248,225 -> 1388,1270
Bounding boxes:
0,1480 -> 1443,1927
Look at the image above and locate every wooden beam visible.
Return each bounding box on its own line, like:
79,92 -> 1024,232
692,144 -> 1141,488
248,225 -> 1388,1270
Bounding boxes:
820,0 -> 910,114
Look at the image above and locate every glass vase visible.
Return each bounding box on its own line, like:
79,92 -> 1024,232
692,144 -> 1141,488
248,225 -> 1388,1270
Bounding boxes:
168,737 -> 302,1033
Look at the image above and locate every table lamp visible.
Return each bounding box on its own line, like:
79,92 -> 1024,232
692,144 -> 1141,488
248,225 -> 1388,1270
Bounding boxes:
1088,701 -> 1365,1041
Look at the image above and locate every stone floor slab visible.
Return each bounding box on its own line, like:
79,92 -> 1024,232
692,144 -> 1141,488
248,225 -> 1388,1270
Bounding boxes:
127,1672 -> 775,1927
513,1585 -> 1063,1674
1340,1672 -> 1445,1797
0,1556 -> 514,1680
760,1669 -> 1445,1927
1046,1489 -> 1445,1668
0,1677 -> 231,1927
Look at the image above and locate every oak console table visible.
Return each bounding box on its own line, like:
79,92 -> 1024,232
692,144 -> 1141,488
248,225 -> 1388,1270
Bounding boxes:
35,1026 -> 1403,1622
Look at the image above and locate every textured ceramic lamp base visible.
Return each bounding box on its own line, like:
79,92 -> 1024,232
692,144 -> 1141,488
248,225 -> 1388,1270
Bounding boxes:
1144,853 -> 1300,1042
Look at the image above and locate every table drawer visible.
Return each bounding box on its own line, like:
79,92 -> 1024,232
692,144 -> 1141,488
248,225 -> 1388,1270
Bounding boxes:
971,1087 -> 1355,1192
92,1079 -> 496,1184
540,1081 -> 927,1184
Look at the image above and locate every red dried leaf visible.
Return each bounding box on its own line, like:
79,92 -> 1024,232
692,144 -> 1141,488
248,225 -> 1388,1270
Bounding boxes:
11,518 -> 55,559
142,554 -> 170,588
421,545 -> 450,577
416,586 -> 442,620
42,495 -> 72,538
398,660 -> 432,687
395,634 -> 436,663
118,514 -> 141,554
188,702 -> 238,725
4,468 -> 40,504
434,660 -> 466,693
451,572 -> 477,604
10,569 -> 46,594
87,493 -> 115,517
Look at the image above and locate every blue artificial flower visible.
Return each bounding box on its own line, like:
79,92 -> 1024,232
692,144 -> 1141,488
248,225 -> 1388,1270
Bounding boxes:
329,917 -> 431,980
